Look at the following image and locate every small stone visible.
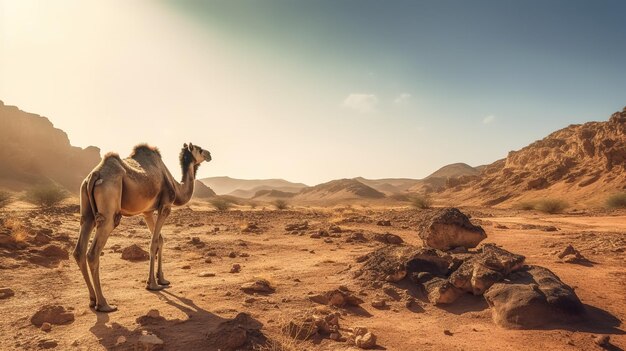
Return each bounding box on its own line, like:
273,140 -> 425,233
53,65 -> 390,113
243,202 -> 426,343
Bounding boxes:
244,297 -> 256,303
146,309 -> 160,318
204,258 -> 212,263
181,265 -> 191,270
371,299 -> 386,309
137,333 -> 164,350
230,264 -> 241,273
0,287 -> 15,299
115,336 -> 127,346
198,272 -> 216,277
330,332 -> 341,340
444,329 -> 453,336
41,322 -> 52,332
594,335 -> 610,347
239,252 -> 249,257
71,340 -> 79,347
355,331 -> 377,349
228,251 -> 237,258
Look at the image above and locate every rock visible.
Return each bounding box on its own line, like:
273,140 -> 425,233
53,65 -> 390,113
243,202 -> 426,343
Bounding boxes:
416,276 -> 464,305
329,225 -> 343,233
376,220 -> 391,226
41,322 -> 52,332
417,208 -> 486,250
406,247 -> 456,276
228,251 -> 237,258
136,309 -> 166,325
242,222 -> 260,233
198,272 -> 215,277
353,327 -> 377,349
371,298 -> 386,309
309,288 -> 364,307
120,244 -> 149,261
448,244 -> 525,295
347,232 -> 367,243
443,329 -> 453,336
206,313 -> 265,351
181,264 -> 191,269
374,233 -> 404,245
484,265 -> 585,329
285,221 -> 308,231
283,309 -> 341,340
594,335 -> 610,347
0,287 -> 15,299
137,332 -> 164,351
38,339 -> 58,349
557,244 -> 589,264
310,232 -> 321,239
115,336 -> 127,346
240,279 -> 275,293
31,305 -> 75,327
230,264 -> 241,273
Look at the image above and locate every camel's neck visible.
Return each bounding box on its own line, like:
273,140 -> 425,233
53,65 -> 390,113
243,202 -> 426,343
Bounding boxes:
174,163 -> 195,206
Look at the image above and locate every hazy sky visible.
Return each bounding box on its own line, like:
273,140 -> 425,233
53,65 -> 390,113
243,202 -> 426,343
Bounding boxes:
1,0 -> 625,185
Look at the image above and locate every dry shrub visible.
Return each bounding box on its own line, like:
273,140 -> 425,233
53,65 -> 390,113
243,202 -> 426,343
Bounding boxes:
210,197 -> 233,211
410,195 -> 432,209
273,199 -> 289,210
534,198 -> 568,214
24,184 -> 69,208
606,192 -> 626,209
1,218 -> 29,247
256,315 -> 315,351
0,190 -> 13,209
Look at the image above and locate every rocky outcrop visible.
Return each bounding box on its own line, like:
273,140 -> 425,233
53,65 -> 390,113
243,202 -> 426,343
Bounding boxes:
441,107 -> 626,206
417,208 -> 486,250
0,101 -> 101,192
484,265 -> 585,329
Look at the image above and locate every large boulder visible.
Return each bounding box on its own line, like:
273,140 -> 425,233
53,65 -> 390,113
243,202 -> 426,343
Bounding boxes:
418,208 -> 486,250
484,265 -> 585,329
449,244 -> 525,295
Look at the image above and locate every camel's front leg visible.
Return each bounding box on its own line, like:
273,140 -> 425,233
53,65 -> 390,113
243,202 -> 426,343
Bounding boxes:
142,212 -> 168,285
146,206 -> 170,291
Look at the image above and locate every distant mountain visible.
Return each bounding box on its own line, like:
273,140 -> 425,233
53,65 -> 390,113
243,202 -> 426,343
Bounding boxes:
354,177 -> 421,194
443,107 -> 626,206
406,163 -> 481,194
192,180 -> 216,198
251,189 -> 297,201
0,101 -> 101,192
199,176 -> 307,196
425,163 -> 480,179
295,178 -> 385,202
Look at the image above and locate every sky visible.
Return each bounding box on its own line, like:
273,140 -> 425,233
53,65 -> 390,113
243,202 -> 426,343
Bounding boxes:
1,0 -> 625,185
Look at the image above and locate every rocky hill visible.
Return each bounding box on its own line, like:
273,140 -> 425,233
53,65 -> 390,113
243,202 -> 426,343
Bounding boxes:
295,178 -> 385,202
192,180 -> 217,199
0,101 -> 101,192
442,107 -> 626,207
200,176 -> 307,196
408,163 -> 481,194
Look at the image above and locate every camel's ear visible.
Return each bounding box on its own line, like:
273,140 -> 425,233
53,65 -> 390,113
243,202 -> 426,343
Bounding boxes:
188,142 -> 194,150
183,143 -> 188,148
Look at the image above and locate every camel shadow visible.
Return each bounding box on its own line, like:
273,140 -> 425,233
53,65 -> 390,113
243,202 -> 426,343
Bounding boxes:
89,290 -> 265,350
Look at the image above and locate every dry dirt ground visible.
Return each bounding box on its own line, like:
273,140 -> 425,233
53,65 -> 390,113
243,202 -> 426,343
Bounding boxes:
0,202 -> 625,351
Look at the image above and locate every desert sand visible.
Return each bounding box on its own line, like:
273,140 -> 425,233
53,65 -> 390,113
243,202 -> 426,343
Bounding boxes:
1,200 -> 624,350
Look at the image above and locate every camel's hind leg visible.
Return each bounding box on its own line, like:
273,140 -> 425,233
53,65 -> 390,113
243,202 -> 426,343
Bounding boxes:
73,181 -> 96,307
87,184 -> 121,313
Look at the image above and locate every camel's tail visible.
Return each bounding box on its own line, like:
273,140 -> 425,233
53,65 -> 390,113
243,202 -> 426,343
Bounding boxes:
85,171 -> 100,220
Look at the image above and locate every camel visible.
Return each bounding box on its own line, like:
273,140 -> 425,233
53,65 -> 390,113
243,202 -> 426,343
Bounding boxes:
73,143 -> 211,312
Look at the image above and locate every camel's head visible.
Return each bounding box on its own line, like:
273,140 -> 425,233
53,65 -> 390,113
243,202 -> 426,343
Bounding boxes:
184,142 -> 212,164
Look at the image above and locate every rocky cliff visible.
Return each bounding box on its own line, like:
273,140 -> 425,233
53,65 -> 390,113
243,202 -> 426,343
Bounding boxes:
0,101 -> 101,192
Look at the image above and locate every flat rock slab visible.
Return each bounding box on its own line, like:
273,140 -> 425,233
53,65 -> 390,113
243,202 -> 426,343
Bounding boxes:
484,265 -> 585,329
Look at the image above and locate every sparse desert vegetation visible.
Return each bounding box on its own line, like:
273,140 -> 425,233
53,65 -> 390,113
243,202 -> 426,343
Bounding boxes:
23,184 -> 69,208
209,197 -> 234,211
0,190 -> 12,209
410,194 -> 432,209
606,192 -> 626,209
273,199 -> 289,210
534,198 -> 569,214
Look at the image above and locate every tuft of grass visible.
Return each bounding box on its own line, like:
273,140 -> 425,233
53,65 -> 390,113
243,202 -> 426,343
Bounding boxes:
0,218 -> 29,248
273,199 -> 289,210
23,184 -> 68,208
209,197 -> 233,211
410,195 -> 432,209
606,192 -> 626,209
0,190 -> 13,209
534,198 -> 568,214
